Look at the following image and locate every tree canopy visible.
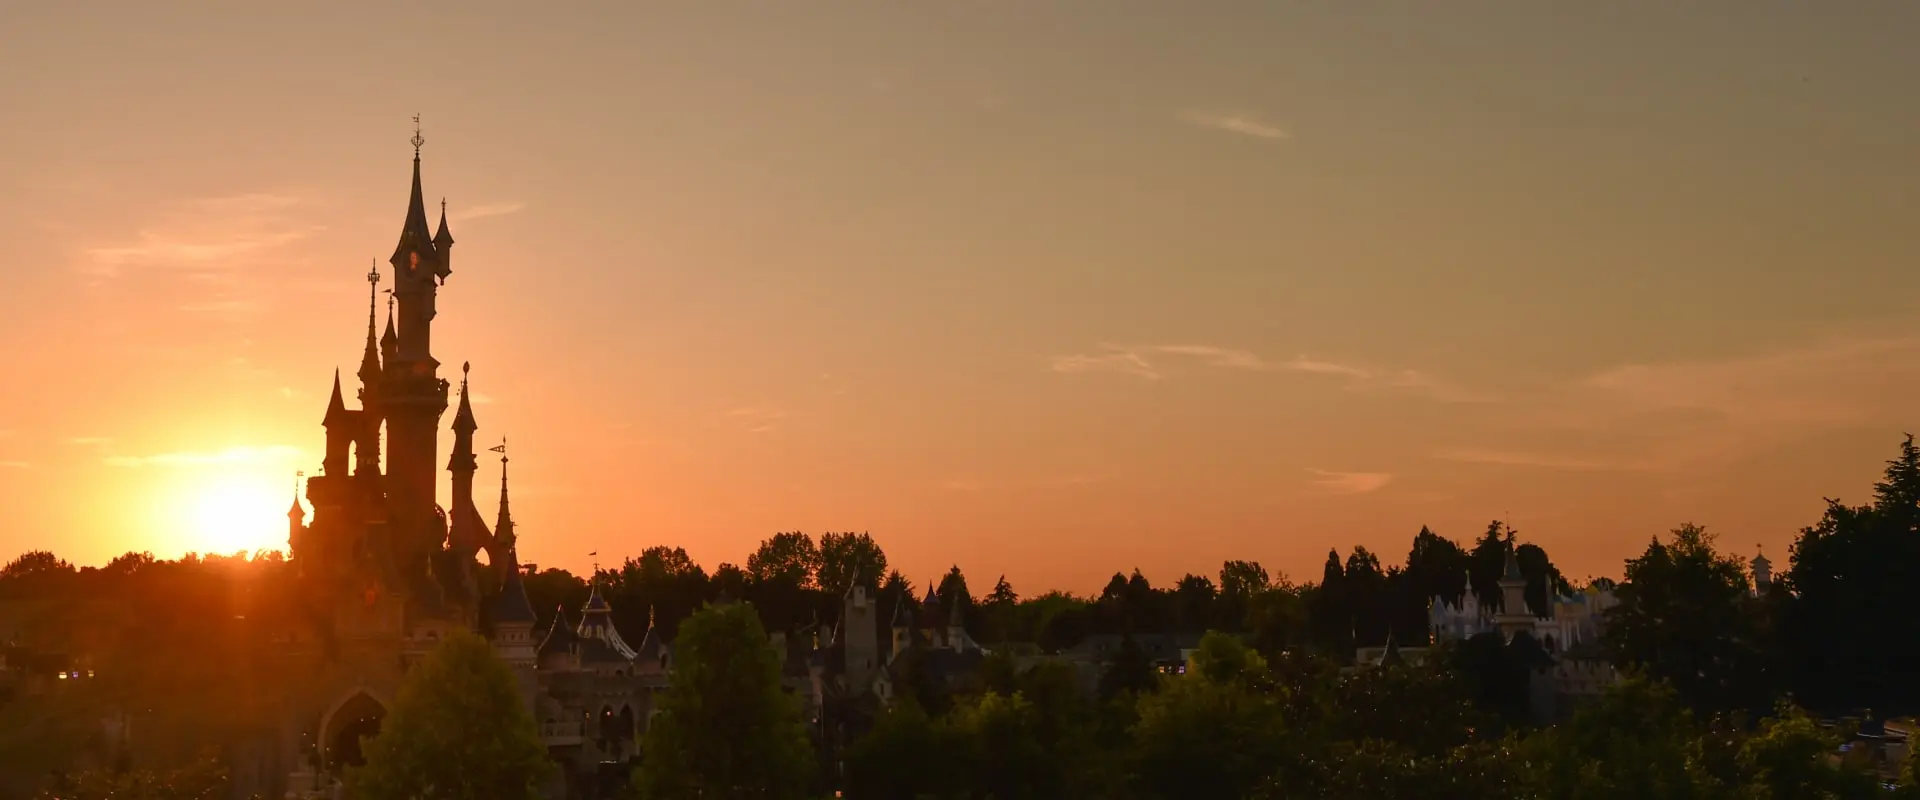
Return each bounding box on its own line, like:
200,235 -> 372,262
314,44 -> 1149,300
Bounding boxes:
346,629 -> 550,800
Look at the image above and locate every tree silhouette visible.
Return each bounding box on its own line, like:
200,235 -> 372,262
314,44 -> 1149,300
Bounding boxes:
346,629 -> 550,800
632,601 -> 814,799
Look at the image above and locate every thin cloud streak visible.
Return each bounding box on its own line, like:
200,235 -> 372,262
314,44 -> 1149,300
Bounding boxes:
1469,330 -> 1920,473
1305,468 -> 1394,495
451,202 -> 526,222
1050,348 -> 1161,380
1051,343 -> 1493,402
1432,448 -> 1658,472
1179,110 -> 1289,141
79,192 -> 321,277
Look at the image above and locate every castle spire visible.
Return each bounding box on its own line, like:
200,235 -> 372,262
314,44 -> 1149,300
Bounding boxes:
323,369 -> 349,426
389,116 -> 437,270
380,294 -> 398,358
446,363 -> 485,559
492,437 -> 514,549
357,261 -> 382,387
452,362 -> 478,435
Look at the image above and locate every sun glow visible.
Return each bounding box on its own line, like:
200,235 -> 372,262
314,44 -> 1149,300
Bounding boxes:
174,471 -> 294,558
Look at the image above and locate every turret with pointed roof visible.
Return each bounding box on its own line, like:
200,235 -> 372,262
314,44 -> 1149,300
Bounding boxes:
445,364 -> 489,561
434,198 -> 455,274
576,582 -> 639,663
321,370 -> 354,476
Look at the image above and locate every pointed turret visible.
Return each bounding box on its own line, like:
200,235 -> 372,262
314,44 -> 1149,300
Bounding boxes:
357,262 -> 383,389
321,370 -> 353,476
446,363 -> 487,560
494,438 -> 515,551
1381,631 -> 1404,666
489,546 -> 538,627
389,131 -> 437,271
323,369 -> 349,426
380,296 -> 398,361
286,479 -> 306,552
537,604 -> 581,668
434,198 -> 455,275
576,580 -> 639,662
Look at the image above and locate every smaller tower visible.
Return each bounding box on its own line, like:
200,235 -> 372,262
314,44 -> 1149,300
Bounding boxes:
286,473 -> 306,553
434,198 -> 455,275
321,370 -> 355,476
843,585 -> 877,687
380,295 -> 399,367
446,364 -> 485,560
888,595 -> 912,664
354,263 -> 385,477
1494,542 -> 1534,641
1751,546 -> 1772,596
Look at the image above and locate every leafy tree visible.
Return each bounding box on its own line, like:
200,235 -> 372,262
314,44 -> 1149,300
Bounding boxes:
1519,676 -> 1712,800
2,550 -> 73,579
1216,560 -> 1269,631
1607,523 -> 1772,716
346,629 -> 550,800
987,576 -> 1018,606
1784,434 -> 1920,715
1344,547 -> 1388,647
817,532 -> 888,596
1129,633 -> 1287,799
840,702 -> 956,800
950,692 -> 1059,799
746,532 -> 821,590
1172,574 -> 1215,633
522,566 -> 589,633
1737,705 -> 1879,798
632,602 -> 814,799
1309,549 -> 1350,656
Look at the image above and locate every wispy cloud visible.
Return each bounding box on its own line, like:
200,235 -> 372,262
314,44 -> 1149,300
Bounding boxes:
1305,468 -> 1394,495
470,393 -> 497,406
722,406 -> 787,433
1443,330 -> 1920,473
68,436 -> 114,447
0,461 -> 30,470
1050,348 -> 1162,380
104,445 -> 304,468
81,193 -> 321,278
1432,448 -> 1658,472
1051,343 -> 1493,402
1179,110 -> 1289,141
451,202 -> 526,223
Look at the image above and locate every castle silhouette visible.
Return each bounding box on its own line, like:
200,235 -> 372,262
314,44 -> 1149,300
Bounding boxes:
263,129 -> 662,800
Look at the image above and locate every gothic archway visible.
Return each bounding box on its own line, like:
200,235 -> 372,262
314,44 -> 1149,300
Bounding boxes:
322,691 -> 387,771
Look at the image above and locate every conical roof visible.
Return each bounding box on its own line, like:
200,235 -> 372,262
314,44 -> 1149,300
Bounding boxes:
389,151 -> 436,268
489,548 -> 537,627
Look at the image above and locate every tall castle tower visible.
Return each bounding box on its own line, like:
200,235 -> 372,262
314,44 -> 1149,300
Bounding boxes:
382,118 -> 456,579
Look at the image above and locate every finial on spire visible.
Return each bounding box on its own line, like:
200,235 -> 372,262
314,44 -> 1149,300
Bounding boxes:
411,114 -> 425,154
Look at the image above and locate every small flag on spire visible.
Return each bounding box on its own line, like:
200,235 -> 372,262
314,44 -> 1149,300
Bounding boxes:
488,444 -> 507,453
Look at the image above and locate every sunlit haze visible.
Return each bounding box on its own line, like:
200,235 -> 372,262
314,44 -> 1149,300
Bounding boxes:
2,2 -> 1917,591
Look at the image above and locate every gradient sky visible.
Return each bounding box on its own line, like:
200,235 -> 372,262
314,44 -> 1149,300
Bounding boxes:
2,2 -> 1917,593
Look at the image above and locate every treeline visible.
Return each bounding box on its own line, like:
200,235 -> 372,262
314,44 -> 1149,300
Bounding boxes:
8,436 -> 1920,795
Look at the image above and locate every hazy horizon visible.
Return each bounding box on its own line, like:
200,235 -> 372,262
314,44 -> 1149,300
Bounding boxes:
2,2 -> 1917,592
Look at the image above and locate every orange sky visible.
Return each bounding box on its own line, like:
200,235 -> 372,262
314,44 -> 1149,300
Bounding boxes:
2,2 -> 1917,593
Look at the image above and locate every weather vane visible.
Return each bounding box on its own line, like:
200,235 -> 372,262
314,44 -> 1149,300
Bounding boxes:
411,114 -> 425,154
366,258 -> 379,286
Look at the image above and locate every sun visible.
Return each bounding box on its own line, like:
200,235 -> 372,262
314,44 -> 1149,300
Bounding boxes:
185,473 -> 291,557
